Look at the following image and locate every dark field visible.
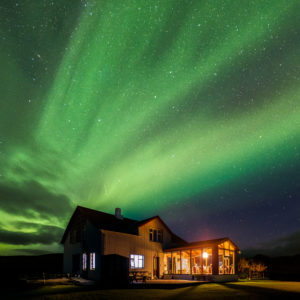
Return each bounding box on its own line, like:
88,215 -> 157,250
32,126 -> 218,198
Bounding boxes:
2,281 -> 300,300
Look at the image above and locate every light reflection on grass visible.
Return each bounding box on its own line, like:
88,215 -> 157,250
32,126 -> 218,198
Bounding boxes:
4,280 -> 300,299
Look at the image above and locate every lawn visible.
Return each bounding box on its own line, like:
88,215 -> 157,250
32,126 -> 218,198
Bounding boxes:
3,280 -> 300,299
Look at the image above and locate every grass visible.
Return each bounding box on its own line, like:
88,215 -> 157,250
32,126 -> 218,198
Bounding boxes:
2,280 -> 300,299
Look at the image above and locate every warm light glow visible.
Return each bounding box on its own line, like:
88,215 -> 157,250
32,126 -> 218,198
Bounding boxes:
90,252 -> 96,270
130,254 -> 144,269
203,252 -> 208,259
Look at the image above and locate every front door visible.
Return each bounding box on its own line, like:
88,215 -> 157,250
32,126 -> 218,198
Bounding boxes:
153,256 -> 160,278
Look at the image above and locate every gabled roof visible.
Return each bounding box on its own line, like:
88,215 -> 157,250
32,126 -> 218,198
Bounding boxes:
61,207 -> 239,251
60,206 -> 187,245
164,237 -> 240,251
137,215 -> 187,246
60,206 -> 139,243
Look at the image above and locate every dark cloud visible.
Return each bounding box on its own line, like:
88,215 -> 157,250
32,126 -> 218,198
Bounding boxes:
0,223 -> 64,246
0,180 -> 73,221
244,231 -> 300,257
9,248 -> 56,256
263,231 -> 300,256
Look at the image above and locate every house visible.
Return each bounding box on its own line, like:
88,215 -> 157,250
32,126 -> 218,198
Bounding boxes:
61,206 -> 239,282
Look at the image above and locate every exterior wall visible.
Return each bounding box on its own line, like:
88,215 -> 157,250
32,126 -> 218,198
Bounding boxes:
63,236 -> 81,275
212,246 -> 218,275
63,213 -> 85,276
85,220 -> 102,280
63,219 -> 102,281
102,218 -> 173,278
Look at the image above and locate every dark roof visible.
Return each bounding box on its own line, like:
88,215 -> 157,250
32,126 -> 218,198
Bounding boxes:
78,206 -> 139,233
164,237 -> 240,251
60,206 -> 139,243
60,206 -> 187,245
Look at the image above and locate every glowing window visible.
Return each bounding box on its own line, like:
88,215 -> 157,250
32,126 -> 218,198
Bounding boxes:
90,253 -> 96,270
82,253 -> 87,271
130,254 -> 144,269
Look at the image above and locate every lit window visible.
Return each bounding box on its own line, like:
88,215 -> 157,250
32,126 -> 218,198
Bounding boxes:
90,253 -> 96,270
130,254 -> 144,269
82,253 -> 87,271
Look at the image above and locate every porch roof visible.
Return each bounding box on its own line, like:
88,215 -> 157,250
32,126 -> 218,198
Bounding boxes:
163,237 -> 240,252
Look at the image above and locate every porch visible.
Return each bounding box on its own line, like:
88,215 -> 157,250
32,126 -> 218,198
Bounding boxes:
163,238 -> 239,278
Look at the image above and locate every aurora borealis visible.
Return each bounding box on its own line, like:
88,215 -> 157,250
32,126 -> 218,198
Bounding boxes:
0,0 -> 299,256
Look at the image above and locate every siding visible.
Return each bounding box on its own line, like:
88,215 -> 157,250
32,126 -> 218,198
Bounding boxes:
101,218 -> 173,278
63,219 -> 102,280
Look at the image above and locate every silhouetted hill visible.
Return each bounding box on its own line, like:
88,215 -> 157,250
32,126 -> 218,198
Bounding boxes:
0,253 -> 63,279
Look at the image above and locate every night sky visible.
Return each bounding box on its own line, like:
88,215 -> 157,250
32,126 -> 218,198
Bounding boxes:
0,0 -> 299,256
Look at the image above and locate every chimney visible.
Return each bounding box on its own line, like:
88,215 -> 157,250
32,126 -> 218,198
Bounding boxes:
115,208 -> 123,220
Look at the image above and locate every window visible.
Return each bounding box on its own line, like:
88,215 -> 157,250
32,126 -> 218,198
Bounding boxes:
90,253 -> 96,270
82,253 -> 87,271
202,248 -> 212,274
157,229 -> 163,242
218,241 -> 235,274
130,254 -> 144,269
181,251 -> 191,274
149,229 -> 163,242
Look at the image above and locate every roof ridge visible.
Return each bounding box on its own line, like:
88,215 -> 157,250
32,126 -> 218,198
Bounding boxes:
189,237 -> 230,243
77,205 -> 139,222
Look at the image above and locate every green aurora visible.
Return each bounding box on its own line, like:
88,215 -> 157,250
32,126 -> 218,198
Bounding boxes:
0,0 -> 299,255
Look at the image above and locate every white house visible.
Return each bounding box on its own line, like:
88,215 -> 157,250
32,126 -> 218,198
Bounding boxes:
61,206 -> 239,282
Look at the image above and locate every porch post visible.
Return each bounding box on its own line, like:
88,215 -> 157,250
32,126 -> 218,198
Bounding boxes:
171,252 -> 173,274
200,248 -> 203,274
189,250 -> 192,275
180,250 -> 182,275
234,250 -> 238,275
212,245 -> 218,275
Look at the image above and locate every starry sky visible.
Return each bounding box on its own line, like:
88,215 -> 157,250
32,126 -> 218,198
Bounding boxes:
0,0 -> 299,256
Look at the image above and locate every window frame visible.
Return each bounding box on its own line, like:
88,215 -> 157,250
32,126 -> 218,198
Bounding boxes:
82,253 -> 87,271
149,229 -> 153,241
149,228 -> 163,243
130,254 -> 144,269
90,252 -> 96,270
